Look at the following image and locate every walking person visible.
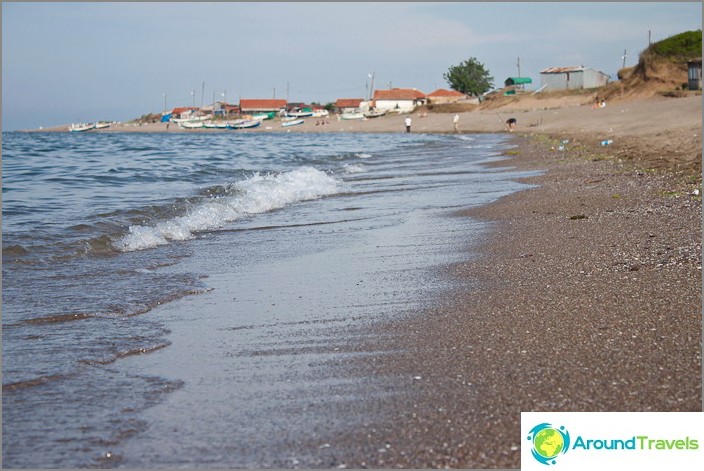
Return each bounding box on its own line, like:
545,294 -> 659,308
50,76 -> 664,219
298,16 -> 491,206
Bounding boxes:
404,116 -> 412,133
453,113 -> 460,132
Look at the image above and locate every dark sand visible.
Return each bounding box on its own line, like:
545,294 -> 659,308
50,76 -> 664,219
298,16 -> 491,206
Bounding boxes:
307,134 -> 702,468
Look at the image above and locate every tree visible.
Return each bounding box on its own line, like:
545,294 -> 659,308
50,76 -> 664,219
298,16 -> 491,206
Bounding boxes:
444,57 -> 494,97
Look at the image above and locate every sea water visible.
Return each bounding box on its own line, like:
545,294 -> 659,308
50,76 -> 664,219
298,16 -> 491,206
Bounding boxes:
2,131 -> 535,467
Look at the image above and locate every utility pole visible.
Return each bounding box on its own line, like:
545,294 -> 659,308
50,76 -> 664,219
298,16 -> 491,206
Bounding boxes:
648,30 -> 652,46
622,49 -> 627,69
517,57 -> 521,77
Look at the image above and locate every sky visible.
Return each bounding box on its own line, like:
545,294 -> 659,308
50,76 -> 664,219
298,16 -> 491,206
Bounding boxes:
2,2 -> 702,131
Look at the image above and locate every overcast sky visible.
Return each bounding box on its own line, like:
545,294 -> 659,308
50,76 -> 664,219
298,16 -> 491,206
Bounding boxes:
2,2 -> 701,131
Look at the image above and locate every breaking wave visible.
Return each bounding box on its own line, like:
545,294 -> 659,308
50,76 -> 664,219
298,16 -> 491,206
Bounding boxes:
114,167 -> 341,252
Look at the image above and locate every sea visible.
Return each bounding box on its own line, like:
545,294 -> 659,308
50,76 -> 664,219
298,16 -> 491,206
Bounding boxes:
2,130 -> 536,467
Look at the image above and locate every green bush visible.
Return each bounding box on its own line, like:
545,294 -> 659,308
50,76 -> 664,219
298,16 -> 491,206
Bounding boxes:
651,30 -> 702,59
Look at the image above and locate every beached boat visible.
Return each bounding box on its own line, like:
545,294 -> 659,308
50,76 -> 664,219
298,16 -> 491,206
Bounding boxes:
312,109 -> 330,118
281,119 -> 304,127
179,121 -> 205,129
69,123 -> 95,132
94,121 -> 112,130
227,120 -> 261,130
340,111 -> 365,120
204,121 -> 228,129
252,112 -> 276,121
363,109 -> 387,118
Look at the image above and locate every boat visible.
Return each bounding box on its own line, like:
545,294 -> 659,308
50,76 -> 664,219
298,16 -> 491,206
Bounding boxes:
227,119 -> 261,130
204,121 -> 228,129
252,112 -> 276,121
312,109 -> 330,118
285,107 -> 314,118
281,119 -> 304,127
94,121 -> 112,129
68,123 -> 95,132
179,120 -> 205,129
340,111 -> 365,120
363,109 -> 387,118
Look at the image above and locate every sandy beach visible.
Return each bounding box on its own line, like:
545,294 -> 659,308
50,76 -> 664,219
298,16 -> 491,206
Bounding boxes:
321,133 -> 702,468
19,93 -> 702,468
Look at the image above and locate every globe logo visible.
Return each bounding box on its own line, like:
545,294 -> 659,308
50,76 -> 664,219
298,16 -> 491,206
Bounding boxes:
527,423 -> 571,465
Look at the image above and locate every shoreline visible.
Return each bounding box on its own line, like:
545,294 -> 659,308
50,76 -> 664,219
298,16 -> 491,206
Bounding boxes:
314,134 -> 702,468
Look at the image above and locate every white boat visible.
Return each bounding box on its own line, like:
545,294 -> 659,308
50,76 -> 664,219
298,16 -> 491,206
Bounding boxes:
312,109 -> 330,118
94,121 -> 112,129
69,123 -> 95,132
363,109 -> 387,118
228,119 -> 261,130
340,111 -> 364,120
281,119 -> 304,127
171,115 -> 210,124
179,120 -> 205,129
285,109 -> 314,118
204,121 -> 228,129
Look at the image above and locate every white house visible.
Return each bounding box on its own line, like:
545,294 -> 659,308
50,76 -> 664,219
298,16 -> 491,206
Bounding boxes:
372,88 -> 426,112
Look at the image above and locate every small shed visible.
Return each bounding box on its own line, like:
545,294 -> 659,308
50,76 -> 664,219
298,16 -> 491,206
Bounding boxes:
687,59 -> 702,90
540,66 -> 610,90
504,77 -> 533,87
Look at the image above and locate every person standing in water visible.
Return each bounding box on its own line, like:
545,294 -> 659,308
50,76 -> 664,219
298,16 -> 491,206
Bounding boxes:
453,113 -> 460,132
405,116 -> 412,132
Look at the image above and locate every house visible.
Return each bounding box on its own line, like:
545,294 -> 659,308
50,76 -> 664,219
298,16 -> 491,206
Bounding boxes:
372,88 -> 426,112
426,88 -> 465,105
170,107 -> 200,119
334,98 -> 364,112
239,99 -> 288,113
687,59 -> 702,90
540,66 -> 610,90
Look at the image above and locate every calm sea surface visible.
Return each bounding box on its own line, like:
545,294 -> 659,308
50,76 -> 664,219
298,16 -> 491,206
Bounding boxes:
2,131 -> 535,467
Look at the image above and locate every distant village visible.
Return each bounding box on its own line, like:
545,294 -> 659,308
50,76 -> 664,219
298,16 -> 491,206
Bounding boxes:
148,66 -> 618,128
67,59 -> 701,132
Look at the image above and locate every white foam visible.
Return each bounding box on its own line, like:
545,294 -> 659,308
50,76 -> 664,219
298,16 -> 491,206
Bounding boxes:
343,164 -> 365,174
114,167 -> 340,252
355,153 -> 372,159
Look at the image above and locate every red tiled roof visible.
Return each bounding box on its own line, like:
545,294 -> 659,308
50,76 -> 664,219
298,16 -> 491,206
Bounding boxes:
335,98 -> 364,108
240,99 -> 287,110
427,88 -> 465,97
171,107 -> 198,114
373,88 -> 426,100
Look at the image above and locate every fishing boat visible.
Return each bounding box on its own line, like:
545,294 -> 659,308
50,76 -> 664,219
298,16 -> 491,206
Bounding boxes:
94,121 -> 112,130
203,121 -> 228,129
179,120 -> 205,129
252,112 -> 276,121
68,123 -> 95,132
285,107 -> 314,118
227,119 -> 261,130
363,109 -> 387,118
340,111 -> 365,120
281,119 -> 304,127
312,109 -> 330,118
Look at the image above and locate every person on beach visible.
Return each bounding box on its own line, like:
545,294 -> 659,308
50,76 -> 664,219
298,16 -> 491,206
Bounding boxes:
506,117 -> 517,131
405,116 -> 412,132
453,113 -> 460,132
